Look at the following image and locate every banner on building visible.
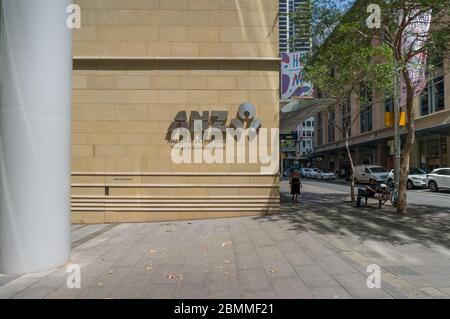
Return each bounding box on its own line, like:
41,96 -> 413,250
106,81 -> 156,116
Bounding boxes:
281,51 -> 313,99
399,10 -> 432,107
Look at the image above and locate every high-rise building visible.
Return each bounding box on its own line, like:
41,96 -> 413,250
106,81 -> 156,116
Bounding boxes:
279,0 -> 311,53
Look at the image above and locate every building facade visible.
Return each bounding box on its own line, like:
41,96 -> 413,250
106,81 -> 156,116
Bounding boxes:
313,58 -> 450,175
279,0 -> 310,53
298,116 -> 314,158
71,0 -> 280,223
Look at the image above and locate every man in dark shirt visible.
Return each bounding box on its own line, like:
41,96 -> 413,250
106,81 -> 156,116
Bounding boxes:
358,185 -> 376,198
356,183 -> 389,207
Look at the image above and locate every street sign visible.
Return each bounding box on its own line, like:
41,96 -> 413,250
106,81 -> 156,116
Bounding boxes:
280,132 -> 298,141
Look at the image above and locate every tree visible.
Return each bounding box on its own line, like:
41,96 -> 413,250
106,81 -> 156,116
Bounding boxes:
303,27 -> 392,202
353,0 -> 450,214
296,0 -> 449,213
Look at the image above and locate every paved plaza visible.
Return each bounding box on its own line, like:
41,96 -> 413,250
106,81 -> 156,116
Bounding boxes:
1,181 -> 450,299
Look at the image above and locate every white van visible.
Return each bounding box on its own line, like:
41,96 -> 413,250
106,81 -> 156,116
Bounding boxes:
354,165 -> 389,184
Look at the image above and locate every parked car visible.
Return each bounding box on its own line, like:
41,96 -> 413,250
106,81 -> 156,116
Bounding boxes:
387,168 -> 427,189
426,168 -> 450,192
306,168 -> 320,178
313,169 -> 336,180
300,168 -> 312,178
354,165 -> 389,184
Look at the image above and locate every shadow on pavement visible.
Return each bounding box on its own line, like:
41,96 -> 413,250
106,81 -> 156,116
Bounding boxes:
260,190 -> 450,250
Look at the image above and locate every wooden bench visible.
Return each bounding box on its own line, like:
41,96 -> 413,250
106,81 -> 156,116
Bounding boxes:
356,192 -> 387,209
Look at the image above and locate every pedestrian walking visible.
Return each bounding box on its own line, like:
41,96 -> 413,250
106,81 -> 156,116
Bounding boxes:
290,170 -> 302,203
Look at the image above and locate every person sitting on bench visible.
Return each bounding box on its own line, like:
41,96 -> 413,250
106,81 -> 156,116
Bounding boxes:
356,183 -> 388,207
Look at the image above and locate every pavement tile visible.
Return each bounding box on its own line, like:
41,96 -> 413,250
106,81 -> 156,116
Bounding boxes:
44,286 -> 83,299
108,286 -> 146,299
311,286 -> 353,299
76,287 -> 115,299
141,285 -> 178,299
237,269 -> 273,292
270,277 -> 314,299
333,273 -> 393,299
0,278 -> 39,299
12,288 -> 54,299
294,265 -> 340,288
420,286 -> 448,298
3,180 -> 450,299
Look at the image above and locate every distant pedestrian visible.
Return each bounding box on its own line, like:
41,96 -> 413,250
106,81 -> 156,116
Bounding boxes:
290,170 -> 302,203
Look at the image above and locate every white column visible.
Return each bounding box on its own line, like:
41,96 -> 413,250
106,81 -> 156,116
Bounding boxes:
0,0 -> 72,274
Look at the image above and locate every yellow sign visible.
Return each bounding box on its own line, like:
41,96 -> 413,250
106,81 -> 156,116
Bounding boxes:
384,112 -> 406,127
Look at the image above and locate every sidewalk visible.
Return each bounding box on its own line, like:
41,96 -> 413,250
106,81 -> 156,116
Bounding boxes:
1,182 -> 449,299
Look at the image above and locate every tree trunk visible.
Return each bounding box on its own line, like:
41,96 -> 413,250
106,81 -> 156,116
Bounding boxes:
396,70 -> 415,215
345,130 -> 356,202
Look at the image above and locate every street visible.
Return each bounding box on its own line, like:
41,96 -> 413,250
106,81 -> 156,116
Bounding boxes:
1,180 -> 450,299
297,179 -> 450,209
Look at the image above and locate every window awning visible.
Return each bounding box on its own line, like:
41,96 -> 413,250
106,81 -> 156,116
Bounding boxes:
280,98 -> 336,132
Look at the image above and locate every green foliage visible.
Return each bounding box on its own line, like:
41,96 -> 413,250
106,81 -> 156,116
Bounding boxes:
302,26 -> 393,115
299,0 -> 449,121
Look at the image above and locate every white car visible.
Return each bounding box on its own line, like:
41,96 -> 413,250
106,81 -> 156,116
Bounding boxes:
313,169 -> 336,180
307,168 -> 320,178
426,168 -> 450,192
300,168 -> 311,178
387,167 -> 427,190
354,165 -> 389,184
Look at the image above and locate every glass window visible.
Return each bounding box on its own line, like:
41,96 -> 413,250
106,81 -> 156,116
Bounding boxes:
420,86 -> 430,115
385,96 -> 393,112
317,113 -> 323,146
409,168 -> 425,175
360,82 -> 373,133
328,111 -> 335,143
370,167 -> 387,173
434,76 -> 445,112
421,75 -> 445,115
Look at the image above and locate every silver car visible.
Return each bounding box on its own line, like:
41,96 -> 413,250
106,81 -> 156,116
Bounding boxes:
427,168 -> 450,192
307,168 -> 320,178
387,168 -> 427,190
313,169 -> 336,180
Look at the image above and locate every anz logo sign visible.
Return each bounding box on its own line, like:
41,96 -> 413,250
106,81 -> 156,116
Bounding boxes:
166,102 -> 262,142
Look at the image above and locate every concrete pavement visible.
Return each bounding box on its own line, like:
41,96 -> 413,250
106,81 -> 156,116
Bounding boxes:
1,180 -> 449,299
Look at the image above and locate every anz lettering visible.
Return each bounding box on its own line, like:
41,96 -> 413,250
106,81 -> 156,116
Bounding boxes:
166,102 -> 262,142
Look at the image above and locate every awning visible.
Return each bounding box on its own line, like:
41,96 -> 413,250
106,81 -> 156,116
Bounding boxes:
280,97 -> 336,132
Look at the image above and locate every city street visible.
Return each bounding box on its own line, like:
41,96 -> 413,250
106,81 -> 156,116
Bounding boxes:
299,179 -> 450,209
1,181 -> 449,299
